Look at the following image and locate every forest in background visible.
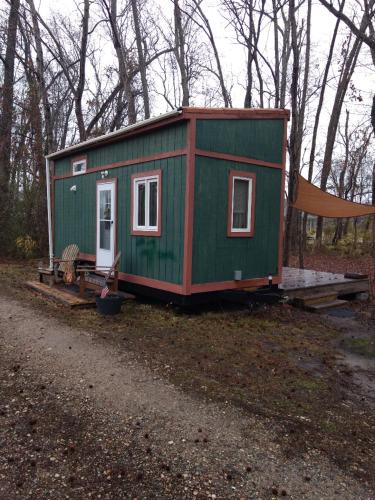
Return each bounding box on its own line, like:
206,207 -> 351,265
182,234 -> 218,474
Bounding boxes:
0,0 -> 374,267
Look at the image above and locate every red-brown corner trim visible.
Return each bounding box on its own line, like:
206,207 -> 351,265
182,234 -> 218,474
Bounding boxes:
227,170 -> 256,237
118,272 -> 183,294
278,118 -> 288,279
130,169 -> 162,237
181,107 -> 290,120
190,275 -> 281,294
96,177 -> 118,262
182,116 -> 197,295
53,149 -> 187,181
195,149 -> 282,170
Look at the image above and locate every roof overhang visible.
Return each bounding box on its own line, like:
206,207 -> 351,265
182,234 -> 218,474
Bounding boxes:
46,107 -> 290,161
46,108 -> 183,160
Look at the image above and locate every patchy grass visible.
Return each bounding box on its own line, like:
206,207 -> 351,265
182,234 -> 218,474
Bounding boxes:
343,338 -> 375,358
1,260 -> 375,486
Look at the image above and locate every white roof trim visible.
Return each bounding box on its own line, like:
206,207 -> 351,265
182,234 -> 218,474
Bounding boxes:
46,108 -> 183,160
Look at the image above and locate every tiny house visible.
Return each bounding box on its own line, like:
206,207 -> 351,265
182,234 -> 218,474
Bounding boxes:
46,107 -> 289,303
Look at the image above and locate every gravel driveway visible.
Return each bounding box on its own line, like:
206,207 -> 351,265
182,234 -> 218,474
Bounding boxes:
0,295 -> 373,499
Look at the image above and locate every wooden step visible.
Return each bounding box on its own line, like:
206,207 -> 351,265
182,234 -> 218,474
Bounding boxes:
25,281 -> 96,308
304,299 -> 349,312
293,292 -> 338,307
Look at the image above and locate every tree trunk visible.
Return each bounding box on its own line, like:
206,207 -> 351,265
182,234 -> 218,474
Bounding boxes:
191,0 -> 231,107
0,0 -> 20,255
316,18 -> 365,245
174,0 -> 189,106
131,0 -> 150,119
272,0 -> 280,107
303,4 -> 342,247
372,164 -> 375,271
28,0 -> 54,153
75,0 -> 90,140
283,0 -> 299,266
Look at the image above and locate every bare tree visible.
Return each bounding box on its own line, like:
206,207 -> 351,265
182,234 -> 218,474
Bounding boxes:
173,0 -> 190,105
316,23 -> 365,244
131,0 -> 151,118
33,0 -> 90,141
186,0 -> 232,107
301,3 -> 343,248
26,0 -> 54,152
319,0 -> 375,135
0,0 -> 20,254
284,0 -> 312,266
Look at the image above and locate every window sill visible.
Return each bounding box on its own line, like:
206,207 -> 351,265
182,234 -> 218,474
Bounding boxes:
131,229 -> 161,237
227,230 -> 254,237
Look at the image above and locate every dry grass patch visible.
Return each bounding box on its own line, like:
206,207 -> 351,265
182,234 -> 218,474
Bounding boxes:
1,260 -> 375,485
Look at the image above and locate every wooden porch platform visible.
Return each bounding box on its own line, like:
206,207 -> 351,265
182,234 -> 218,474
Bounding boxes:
280,267 -> 369,299
25,281 -> 96,308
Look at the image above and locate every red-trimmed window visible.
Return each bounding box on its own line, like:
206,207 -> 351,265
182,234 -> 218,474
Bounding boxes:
227,170 -> 256,237
131,170 -> 162,236
72,155 -> 87,175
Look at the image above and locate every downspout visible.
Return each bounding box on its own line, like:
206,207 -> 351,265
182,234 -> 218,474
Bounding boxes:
45,157 -> 53,269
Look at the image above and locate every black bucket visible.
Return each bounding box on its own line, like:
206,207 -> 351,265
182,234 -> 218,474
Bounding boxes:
96,295 -> 124,315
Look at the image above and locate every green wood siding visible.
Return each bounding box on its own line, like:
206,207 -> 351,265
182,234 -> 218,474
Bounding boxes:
54,156 -> 186,284
54,121 -> 187,177
192,156 -> 281,284
196,119 -> 284,164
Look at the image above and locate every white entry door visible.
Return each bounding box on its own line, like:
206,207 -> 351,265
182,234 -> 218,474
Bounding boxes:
96,180 -> 116,268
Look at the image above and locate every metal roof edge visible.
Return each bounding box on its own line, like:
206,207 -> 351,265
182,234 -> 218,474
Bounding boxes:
46,107 -> 290,160
46,108 -> 183,160
181,106 -> 290,118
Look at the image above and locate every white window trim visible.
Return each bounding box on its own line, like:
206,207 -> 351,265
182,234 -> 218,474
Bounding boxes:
231,175 -> 253,232
133,175 -> 159,232
72,158 -> 87,176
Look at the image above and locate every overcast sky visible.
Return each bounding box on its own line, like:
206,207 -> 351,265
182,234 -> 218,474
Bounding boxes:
37,0 -> 374,176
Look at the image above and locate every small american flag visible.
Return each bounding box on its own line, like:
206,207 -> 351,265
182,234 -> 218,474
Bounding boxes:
100,286 -> 110,299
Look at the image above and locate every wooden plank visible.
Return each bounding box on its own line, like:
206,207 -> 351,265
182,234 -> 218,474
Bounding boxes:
25,281 -> 96,308
285,281 -> 369,299
293,292 -> 338,307
305,299 -> 349,313
281,267 -> 369,299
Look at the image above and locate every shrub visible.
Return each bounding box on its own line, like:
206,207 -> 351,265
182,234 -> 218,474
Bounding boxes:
15,235 -> 37,259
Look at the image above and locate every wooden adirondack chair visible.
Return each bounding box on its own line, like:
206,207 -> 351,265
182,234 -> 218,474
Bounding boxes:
76,251 -> 122,298
38,244 -> 80,285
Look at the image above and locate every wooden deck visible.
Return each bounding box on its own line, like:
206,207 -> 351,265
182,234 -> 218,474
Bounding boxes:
25,281 -> 96,308
280,267 -> 369,299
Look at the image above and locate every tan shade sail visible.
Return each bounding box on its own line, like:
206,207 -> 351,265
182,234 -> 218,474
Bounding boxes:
292,174 -> 375,218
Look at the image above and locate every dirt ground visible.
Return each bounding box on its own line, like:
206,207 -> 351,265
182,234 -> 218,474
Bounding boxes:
0,260 -> 375,499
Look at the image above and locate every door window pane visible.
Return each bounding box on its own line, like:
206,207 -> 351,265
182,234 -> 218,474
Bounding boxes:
149,180 -> 158,227
100,190 -> 111,220
233,178 -> 249,229
137,182 -> 146,226
100,221 -> 111,250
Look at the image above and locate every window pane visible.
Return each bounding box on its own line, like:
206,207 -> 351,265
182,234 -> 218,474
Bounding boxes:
100,221 -> 111,250
73,161 -> 85,173
233,178 -> 249,229
100,190 -> 111,220
137,183 -> 146,226
149,180 -> 158,227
